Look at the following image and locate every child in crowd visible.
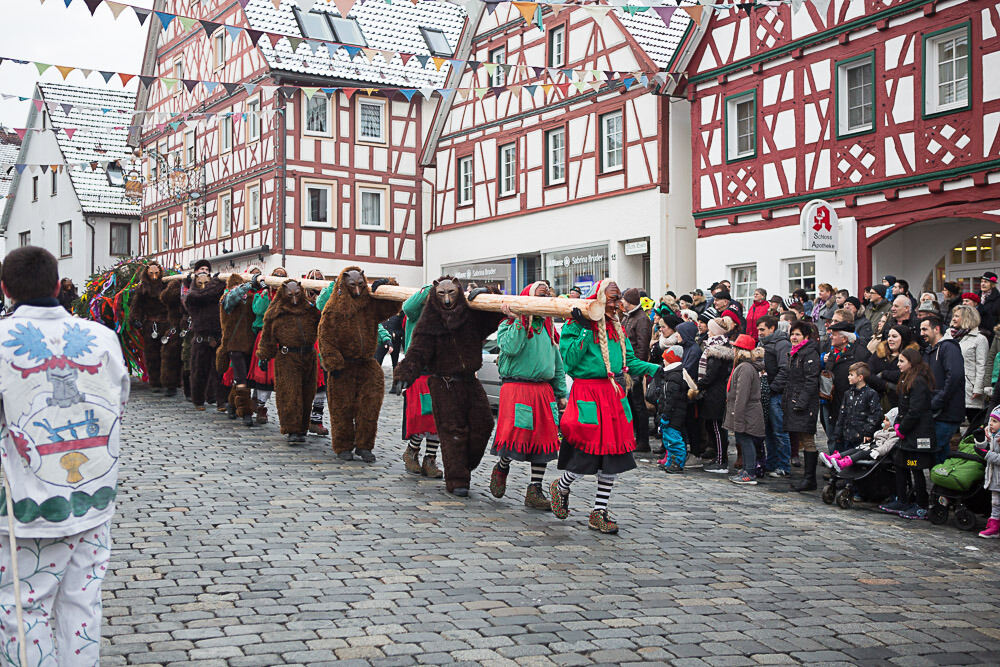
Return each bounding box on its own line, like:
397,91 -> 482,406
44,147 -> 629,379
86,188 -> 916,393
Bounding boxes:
828,362 -> 882,454
978,406 -> 1000,538
646,346 -> 692,473
820,408 -> 899,472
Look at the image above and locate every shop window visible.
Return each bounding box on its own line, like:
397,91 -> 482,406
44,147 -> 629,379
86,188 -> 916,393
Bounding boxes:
543,245 -> 608,297
731,264 -> 757,311
786,258 -> 816,301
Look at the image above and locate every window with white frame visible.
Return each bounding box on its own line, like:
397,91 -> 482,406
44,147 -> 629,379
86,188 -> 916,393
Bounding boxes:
110,222 -> 131,255
600,110 -> 623,171
731,264 -> 757,311
18,231 -> 30,247
330,16 -> 366,46
50,169 -> 58,196
303,182 -> 334,227
357,186 -> 387,230
304,94 -> 331,136
457,155 -> 473,205
786,258 -> 816,301
246,98 -> 261,142
184,128 -> 196,165
213,30 -> 227,69
293,7 -> 335,40
150,217 -> 159,253
489,47 -> 505,87
218,193 -> 232,237
184,205 -> 196,246
59,221 -> 72,257
161,213 -> 169,249
219,113 -> 233,152
546,127 -> 566,185
837,54 -> 874,136
498,143 -> 516,197
924,25 -> 970,115
247,183 -> 261,230
726,91 -> 756,160
173,58 -> 184,95
357,99 -> 385,143
548,25 -> 565,68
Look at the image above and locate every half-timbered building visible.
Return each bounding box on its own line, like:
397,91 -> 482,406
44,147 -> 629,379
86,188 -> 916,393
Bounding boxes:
424,6 -> 701,295
684,0 -> 1000,302
135,0 -> 465,283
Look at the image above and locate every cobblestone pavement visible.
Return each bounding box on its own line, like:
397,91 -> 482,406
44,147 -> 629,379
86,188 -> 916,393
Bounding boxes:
105,377 -> 1000,666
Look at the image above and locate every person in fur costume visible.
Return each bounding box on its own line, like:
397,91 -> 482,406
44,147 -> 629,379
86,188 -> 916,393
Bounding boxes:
318,267 -> 400,462
548,280 -> 660,533
488,281 -> 568,508
394,277 -> 504,496
158,277 -> 185,398
218,274 -> 264,426
184,271 -> 227,411
132,262 -> 173,394
257,280 -> 321,445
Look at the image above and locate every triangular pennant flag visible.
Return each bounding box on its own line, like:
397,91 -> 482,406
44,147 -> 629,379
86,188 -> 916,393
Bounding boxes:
400,52 -> 414,66
484,1 -> 500,15
490,86 -> 505,97
380,50 -> 394,64
119,73 -> 135,86
106,1 -> 128,19
306,40 -> 321,55
333,0 -> 355,17
653,6 -> 677,26
431,57 -> 446,71
183,79 -> 199,93
83,0 -> 102,15
79,68 -> 92,79
178,16 -> 197,32
35,62 -> 51,76
509,84 -> 522,96
154,11 -> 174,31
40,165 -> 49,174
225,25 -> 243,43
811,0 -> 832,15
133,6 -> 149,25
681,5 -> 704,24
541,83 -> 553,95
475,87 -> 488,99
55,65 -> 74,80
139,75 -> 155,88
287,36 -> 303,52
341,87 -> 358,99
201,20 -> 220,36
512,2 -> 537,25
100,70 -> 115,83
554,82 -> 571,95
362,48 -> 378,63
204,81 -> 220,94
271,0 -> 281,8
524,84 -> 537,96
363,88 -> 377,96
420,87 -> 434,100
296,0 -> 319,11
162,77 -> 178,92
246,29 -> 263,45
532,66 -> 545,77
416,54 -> 430,69
399,89 -> 417,101
60,103 -> 73,115
242,83 -> 257,95
572,81 -> 586,92
791,0 -> 804,12
14,165 -> 26,175
483,63 -> 498,77
302,87 -> 320,99
13,129 -> 27,142
222,82 -> 240,95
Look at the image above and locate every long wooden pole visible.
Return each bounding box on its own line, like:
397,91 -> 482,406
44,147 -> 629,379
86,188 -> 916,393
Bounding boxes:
165,272 -> 606,321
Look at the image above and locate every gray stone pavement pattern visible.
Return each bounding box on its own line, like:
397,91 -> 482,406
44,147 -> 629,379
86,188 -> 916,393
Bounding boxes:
105,376 -> 1000,666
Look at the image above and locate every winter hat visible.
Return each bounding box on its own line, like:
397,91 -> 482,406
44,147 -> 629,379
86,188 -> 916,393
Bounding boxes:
193,259 -> 212,272
733,333 -> 756,351
714,290 -> 732,301
871,285 -> 888,299
917,301 -> 938,313
829,320 -> 855,333
622,288 -> 641,305
990,405 -> 1000,423
678,294 -> 693,305
845,296 -> 862,310
983,271 -> 999,283
662,346 -> 684,366
661,314 -> 683,330
884,407 -> 898,424
962,292 -> 981,304
707,317 -> 729,337
883,275 -> 897,285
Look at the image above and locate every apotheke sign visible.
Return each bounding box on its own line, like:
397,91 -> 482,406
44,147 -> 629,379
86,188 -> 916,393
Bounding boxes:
800,199 -> 838,252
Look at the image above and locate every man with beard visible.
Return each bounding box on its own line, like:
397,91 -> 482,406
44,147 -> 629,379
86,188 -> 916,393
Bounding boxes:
318,267 -> 400,462
394,277 -> 504,496
257,280 -> 322,445
132,262 -> 172,394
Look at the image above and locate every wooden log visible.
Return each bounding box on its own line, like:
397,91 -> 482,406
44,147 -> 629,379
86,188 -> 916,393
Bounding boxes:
164,273 -> 606,320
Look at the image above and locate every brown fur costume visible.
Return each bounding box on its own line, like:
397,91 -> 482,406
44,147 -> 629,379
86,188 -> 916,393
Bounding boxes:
257,280 -> 321,435
158,279 -> 184,390
133,263 -> 169,388
218,274 -> 257,417
317,267 -> 400,455
184,275 -> 226,407
394,277 -> 504,492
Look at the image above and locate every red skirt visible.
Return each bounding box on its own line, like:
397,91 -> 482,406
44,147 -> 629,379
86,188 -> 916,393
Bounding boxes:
404,375 -> 436,437
559,378 -> 635,456
247,331 -> 275,389
493,382 -> 560,457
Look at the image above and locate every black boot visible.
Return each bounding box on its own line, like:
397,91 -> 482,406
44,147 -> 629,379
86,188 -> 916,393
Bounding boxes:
793,451 -> 818,491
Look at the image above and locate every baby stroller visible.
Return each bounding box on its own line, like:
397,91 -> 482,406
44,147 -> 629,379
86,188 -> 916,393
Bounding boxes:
928,432 -> 989,531
821,453 -> 896,509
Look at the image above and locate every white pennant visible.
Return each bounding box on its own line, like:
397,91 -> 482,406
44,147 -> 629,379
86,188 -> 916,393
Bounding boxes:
810,0 -> 831,16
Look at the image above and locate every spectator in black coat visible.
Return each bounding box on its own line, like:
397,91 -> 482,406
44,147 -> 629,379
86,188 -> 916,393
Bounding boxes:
978,272 -> 1000,337
843,296 -> 872,345
867,324 -> 919,409
823,320 -> 867,449
647,347 -> 690,473
783,321 -> 822,491
757,316 -> 791,477
829,362 -> 882,451
920,316 -> 965,464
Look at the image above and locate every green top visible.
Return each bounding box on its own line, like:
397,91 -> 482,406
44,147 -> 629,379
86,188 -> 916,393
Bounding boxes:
401,285 -> 431,353
315,282 -> 335,312
559,320 -> 659,379
378,324 -> 391,346
497,318 -> 568,398
251,291 -> 270,332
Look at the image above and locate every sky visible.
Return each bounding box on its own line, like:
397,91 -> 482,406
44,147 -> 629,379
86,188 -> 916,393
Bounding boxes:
0,0 -> 153,128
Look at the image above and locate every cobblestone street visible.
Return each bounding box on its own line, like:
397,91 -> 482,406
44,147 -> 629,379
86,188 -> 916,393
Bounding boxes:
106,377 -> 1000,666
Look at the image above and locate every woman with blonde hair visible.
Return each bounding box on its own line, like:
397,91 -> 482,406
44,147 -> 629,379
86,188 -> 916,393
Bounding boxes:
944,304 -> 989,421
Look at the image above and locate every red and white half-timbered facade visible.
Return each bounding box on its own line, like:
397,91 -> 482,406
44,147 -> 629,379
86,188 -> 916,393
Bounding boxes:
136,0 -> 465,282
684,0 -> 1000,299
425,6 -> 700,295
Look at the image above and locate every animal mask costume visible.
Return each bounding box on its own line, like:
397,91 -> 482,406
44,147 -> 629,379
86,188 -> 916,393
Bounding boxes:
256,279 -> 321,439
394,276 -> 505,494
158,277 -> 185,393
317,266 -> 400,460
184,273 -> 226,409
133,263 -> 170,390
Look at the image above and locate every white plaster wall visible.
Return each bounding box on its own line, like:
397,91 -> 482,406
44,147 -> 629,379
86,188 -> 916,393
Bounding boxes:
667,99 -> 697,294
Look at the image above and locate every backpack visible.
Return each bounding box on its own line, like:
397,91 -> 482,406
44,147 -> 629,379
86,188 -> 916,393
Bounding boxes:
929,435 -> 986,492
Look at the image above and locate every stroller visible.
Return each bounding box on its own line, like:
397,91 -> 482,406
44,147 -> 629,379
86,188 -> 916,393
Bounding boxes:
928,432 -> 989,531
821,453 -> 896,509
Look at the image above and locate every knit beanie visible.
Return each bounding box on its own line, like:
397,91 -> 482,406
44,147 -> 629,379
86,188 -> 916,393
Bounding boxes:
662,346 -> 684,366
990,405 -> 1000,423
661,314 -> 683,330
707,317 -> 727,337
622,288 -> 641,305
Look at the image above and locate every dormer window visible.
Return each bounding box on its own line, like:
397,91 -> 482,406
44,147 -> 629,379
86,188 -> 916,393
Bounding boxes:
330,16 -> 366,46
293,7 -> 334,40
420,28 -> 451,56
106,163 -> 125,187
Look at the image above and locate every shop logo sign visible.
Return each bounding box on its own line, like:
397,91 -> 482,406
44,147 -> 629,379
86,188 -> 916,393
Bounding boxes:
800,199 -> 838,252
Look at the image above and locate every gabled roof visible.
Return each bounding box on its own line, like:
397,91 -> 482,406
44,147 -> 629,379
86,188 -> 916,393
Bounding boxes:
39,83 -> 139,217
0,131 -> 21,200
617,10 -> 692,70
244,0 -> 466,88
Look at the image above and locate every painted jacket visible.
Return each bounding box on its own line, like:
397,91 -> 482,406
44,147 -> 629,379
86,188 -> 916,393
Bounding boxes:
378,324 -> 391,346
559,320 -> 659,380
497,318 -> 568,398
0,305 -> 129,537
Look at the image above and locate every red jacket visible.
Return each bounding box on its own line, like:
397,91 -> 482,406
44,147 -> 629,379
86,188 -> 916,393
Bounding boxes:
745,300 -> 770,342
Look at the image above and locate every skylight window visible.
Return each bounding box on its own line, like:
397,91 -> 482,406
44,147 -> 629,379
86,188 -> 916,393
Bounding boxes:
330,16 -> 367,46
293,7 -> 334,40
106,163 -> 125,187
420,27 -> 451,56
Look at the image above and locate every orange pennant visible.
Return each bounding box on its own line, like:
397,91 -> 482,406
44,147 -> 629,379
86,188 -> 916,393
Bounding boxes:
512,2 -> 538,25
431,57 -> 446,71
56,65 -> 74,80
682,6 -> 704,24
119,73 -> 135,86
